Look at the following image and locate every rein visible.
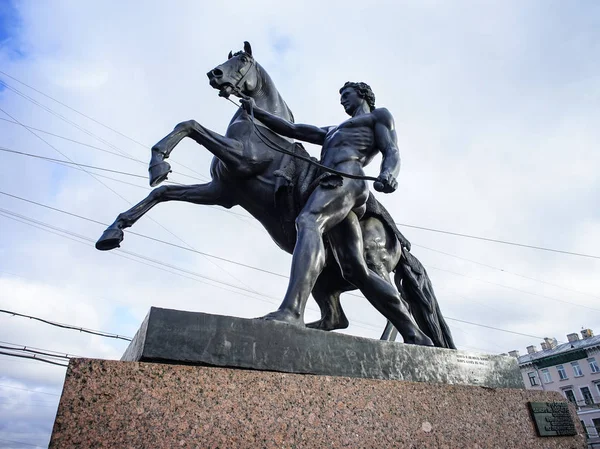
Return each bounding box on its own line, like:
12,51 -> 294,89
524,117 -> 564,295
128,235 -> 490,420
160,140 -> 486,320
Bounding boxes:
223,88 -> 379,183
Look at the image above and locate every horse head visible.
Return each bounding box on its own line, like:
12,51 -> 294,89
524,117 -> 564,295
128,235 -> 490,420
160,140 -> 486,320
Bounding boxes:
207,41 -> 259,99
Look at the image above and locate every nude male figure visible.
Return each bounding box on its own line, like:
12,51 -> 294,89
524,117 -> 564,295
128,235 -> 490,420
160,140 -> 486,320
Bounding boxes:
241,82 -> 432,345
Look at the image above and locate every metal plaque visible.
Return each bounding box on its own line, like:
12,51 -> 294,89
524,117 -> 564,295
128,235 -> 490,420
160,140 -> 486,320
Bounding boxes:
528,402 -> 577,437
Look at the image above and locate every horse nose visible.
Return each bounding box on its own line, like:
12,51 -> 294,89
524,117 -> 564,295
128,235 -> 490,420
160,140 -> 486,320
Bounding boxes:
207,68 -> 223,79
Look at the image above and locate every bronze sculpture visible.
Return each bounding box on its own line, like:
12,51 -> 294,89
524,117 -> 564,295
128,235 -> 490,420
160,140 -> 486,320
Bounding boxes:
95,42 -> 455,348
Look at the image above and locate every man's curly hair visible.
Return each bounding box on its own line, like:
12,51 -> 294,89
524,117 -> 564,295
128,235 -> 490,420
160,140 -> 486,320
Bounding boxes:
339,82 -> 376,111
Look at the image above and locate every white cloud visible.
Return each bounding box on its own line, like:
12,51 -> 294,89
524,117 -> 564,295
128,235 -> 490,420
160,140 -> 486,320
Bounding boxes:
0,0 -> 599,445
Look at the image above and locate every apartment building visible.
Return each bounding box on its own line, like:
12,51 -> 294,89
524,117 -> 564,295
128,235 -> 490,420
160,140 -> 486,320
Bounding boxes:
511,329 -> 600,446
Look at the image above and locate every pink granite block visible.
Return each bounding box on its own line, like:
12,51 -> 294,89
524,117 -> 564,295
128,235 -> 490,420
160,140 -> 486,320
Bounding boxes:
50,359 -> 586,448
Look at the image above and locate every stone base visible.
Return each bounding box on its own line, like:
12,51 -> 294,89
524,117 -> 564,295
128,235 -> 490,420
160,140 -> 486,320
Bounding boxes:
50,359 -> 586,448
121,307 -> 523,388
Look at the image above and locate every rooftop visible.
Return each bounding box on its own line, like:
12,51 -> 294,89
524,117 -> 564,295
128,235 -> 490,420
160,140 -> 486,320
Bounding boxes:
518,334 -> 600,365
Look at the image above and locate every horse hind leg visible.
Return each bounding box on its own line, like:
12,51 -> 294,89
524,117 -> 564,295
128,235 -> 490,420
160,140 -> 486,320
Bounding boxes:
362,217 -> 404,341
305,265 -> 350,331
95,182 -> 230,250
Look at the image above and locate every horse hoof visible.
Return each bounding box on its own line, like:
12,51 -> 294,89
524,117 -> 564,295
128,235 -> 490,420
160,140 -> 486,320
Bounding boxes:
149,161 -> 172,187
95,228 -> 124,251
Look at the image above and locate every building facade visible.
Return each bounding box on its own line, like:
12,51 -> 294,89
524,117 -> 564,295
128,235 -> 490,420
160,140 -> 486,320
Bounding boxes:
512,329 -> 600,446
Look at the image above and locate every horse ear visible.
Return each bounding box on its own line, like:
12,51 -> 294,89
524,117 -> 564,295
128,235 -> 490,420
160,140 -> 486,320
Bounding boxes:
243,41 -> 252,56
228,51 -> 233,59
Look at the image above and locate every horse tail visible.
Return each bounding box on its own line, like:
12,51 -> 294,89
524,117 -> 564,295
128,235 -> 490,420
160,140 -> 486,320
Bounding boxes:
394,250 -> 456,349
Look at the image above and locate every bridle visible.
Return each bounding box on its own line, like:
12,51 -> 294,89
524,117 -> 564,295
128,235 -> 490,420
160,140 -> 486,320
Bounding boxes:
217,55 -> 380,184
219,56 -> 257,99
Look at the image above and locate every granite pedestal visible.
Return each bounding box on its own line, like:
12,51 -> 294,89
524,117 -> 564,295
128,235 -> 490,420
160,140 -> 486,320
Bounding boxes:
51,359 -> 585,448
49,309 -> 586,447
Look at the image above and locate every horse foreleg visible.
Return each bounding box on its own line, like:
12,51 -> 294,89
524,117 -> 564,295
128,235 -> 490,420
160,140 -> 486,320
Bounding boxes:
150,120 -> 252,186
95,182 -> 231,250
184,120 -> 268,177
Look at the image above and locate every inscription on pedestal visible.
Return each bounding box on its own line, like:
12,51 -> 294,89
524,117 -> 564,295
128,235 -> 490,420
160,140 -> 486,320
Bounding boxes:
528,402 -> 576,437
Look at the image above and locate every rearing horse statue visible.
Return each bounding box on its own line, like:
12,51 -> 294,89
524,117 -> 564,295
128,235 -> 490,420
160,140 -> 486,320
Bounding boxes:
95,42 -> 455,348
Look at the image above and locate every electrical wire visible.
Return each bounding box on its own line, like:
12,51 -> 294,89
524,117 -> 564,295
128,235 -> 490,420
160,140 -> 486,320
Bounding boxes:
444,317 -> 547,340
428,265 -> 600,312
0,69 -> 150,148
0,344 -> 72,360
0,209 -> 270,300
0,340 -> 84,358
0,108 -> 258,296
5,74 -> 597,261
414,243 -> 600,300
0,211 -> 415,334
0,384 -> 60,396
0,209 -> 573,342
398,222 -> 600,260
0,351 -> 69,367
0,146 -> 150,180
0,438 -> 46,448
0,190 -> 286,277
0,309 -> 132,341
0,73 -> 209,181
0,116 -> 207,183
2,191 -> 596,314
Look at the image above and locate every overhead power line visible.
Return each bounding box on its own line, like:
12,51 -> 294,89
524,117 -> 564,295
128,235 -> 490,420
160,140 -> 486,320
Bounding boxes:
414,244 -> 600,301
0,69 -> 151,149
0,209 -> 375,333
0,438 -> 46,448
0,208 -> 580,343
429,265 -> 600,313
0,116 -> 146,162
2,70 -> 596,262
2,192 -> 596,314
0,190 -> 287,278
0,345 -> 71,361
0,309 -> 132,341
0,210 -> 422,336
0,208 -> 275,301
0,340 -> 83,358
0,116 -> 206,183
0,105 -> 148,207
0,350 -> 69,367
0,106 -> 257,295
0,73 -> 209,181
0,79 -> 141,159
0,146 -> 151,180
0,383 -> 60,396
444,317 -> 546,340
398,222 -> 600,260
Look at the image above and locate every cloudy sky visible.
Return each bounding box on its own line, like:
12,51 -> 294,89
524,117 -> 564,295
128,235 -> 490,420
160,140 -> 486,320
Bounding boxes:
0,0 -> 599,446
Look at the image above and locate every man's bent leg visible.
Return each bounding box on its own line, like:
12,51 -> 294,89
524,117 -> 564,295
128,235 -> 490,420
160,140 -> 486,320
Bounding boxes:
328,213 -> 433,346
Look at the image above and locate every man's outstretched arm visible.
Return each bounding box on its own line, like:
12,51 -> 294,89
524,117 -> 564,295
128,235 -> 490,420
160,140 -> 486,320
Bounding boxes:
240,98 -> 327,145
373,108 -> 400,193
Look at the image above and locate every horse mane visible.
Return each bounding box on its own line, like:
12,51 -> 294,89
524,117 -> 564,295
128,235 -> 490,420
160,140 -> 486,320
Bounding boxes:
254,62 -> 295,123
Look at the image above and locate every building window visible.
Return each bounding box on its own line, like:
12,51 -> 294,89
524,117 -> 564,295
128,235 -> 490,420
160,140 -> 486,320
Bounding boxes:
527,372 -> 538,386
541,368 -> 552,383
589,358 -> 600,373
582,421 -> 590,438
581,386 -> 594,405
593,419 -> 600,438
557,365 -> 568,380
572,361 -> 584,377
564,389 -> 577,404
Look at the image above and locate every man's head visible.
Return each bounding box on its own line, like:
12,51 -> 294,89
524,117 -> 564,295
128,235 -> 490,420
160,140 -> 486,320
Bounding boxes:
339,81 -> 375,115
